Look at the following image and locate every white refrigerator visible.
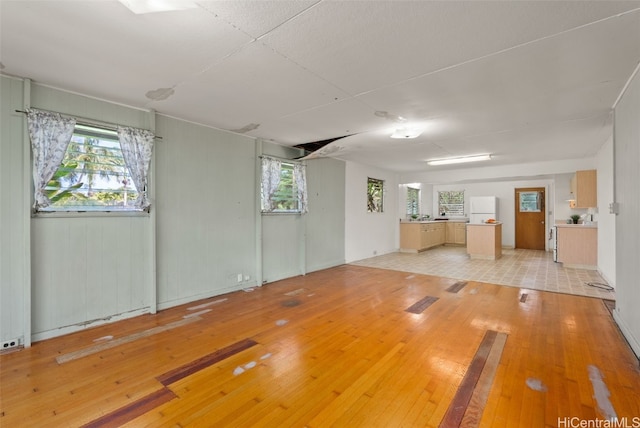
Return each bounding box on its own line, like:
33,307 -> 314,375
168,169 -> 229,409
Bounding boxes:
469,196 -> 498,224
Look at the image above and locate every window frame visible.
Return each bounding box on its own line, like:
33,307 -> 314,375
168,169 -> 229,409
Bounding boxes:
260,159 -> 306,215
406,187 -> 420,216
268,161 -> 301,214
438,190 -> 465,217
34,122 -> 145,216
367,177 -> 384,213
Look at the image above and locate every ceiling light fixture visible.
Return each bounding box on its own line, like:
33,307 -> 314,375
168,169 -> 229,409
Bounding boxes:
427,154 -> 492,166
118,0 -> 198,14
390,127 -> 423,139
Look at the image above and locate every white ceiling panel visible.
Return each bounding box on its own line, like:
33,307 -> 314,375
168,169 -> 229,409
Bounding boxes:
1,1 -> 251,106
198,0 -> 320,38
261,1 -> 640,95
152,41 -> 350,136
1,1 -> 639,174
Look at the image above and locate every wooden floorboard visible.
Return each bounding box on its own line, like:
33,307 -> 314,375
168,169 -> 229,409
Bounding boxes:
1,265 -> 638,427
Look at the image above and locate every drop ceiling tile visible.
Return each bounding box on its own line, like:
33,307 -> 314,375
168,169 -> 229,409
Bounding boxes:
198,0 -> 319,38
0,1 -> 251,106
261,1 -> 640,95
154,41 -> 350,138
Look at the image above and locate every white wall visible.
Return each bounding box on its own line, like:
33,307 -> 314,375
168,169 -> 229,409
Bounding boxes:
345,161 -> 399,262
613,66 -> 640,357
432,179 -> 554,249
596,136 -> 616,287
553,172 -> 577,223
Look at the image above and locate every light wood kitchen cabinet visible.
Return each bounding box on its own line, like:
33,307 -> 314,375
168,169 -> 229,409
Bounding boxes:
445,222 -> 467,245
569,169 -> 597,208
467,223 -> 502,260
400,222 -> 445,252
556,225 -> 597,269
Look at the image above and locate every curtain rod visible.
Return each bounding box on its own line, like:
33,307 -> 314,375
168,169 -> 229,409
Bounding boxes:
259,154 -> 305,163
15,109 -> 162,140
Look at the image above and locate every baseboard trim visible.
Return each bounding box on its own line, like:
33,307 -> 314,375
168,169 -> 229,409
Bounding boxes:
32,308 -> 149,343
156,282 -> 257,312
613,310 -> 640,359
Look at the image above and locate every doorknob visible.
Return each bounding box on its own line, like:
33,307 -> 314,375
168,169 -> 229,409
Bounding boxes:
541,221 -> 544,224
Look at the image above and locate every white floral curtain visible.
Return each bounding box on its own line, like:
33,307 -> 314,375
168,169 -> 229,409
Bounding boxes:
26,109 -> 76,210
117,126 -> 155,210
261,156 -> 282,212
293,162 -> 308,213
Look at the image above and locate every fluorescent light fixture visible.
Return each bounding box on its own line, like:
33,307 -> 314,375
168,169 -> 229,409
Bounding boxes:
427,154 -> 491,166
118,0 -> 198,14
390,127 -> 423,139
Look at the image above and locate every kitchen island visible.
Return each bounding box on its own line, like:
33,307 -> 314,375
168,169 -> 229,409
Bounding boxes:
466,222 -> 502,260
555,224 -> 597,269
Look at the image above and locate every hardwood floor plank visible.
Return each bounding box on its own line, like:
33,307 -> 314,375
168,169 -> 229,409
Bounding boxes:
439,330 -> 498,427
55,316 -> 201,364
405,295 -> 439,314
157,338 -> 258,386
81,387 -> 176,428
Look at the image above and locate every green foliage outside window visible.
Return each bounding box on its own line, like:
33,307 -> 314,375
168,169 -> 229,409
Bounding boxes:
438,190 -> 464,216
43,125 -> 138,211
367,177 -> 384,213
407,187 -> 419,215
271,163 -> 299,212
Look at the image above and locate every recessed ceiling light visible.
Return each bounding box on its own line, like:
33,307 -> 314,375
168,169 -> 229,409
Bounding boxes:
118,0 -> 198,14
427,154 -> 492,165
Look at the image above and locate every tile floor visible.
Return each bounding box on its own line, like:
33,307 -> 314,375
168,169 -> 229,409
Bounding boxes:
350,246 -> 615,300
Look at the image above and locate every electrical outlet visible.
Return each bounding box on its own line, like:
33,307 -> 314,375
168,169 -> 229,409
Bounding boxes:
1,337 -> 22,350
244,275 -> 250,281
237,273 -> 243,283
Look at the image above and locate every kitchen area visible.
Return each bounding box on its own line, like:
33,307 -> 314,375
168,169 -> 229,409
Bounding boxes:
400,195 -> 503,260
399,169 -> 600,268
552,170 -> 599,270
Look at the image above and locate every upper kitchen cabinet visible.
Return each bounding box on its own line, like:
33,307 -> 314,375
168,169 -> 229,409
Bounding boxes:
569,170 -> 597,208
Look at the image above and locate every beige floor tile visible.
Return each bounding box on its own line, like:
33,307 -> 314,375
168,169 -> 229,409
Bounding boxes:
350,246 -> 615,300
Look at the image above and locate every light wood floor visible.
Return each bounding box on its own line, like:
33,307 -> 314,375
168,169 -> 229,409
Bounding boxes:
1,265 -> 638,427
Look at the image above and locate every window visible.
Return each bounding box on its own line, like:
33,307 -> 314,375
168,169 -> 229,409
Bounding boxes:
271,162 -> 298,212
42,124 -> 139,211
261,157 -> 307,213
519,191 -> 542,212
438,190 -> 464,216
406,187 -> 420,215
367,177 -> 384,212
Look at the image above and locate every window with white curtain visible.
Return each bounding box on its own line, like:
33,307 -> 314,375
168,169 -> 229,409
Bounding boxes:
26,109 -> 153,213
261,157 -> 307,213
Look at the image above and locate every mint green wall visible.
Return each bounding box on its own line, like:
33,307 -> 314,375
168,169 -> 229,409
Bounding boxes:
155,115 -> 258,307
29,83 -> 155,340
0,77 -> 347,344
0,76 -> 29,345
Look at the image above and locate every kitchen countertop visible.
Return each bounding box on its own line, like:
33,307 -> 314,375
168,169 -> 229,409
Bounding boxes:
400,219 -> 469,224
466,222 -> 502,226
555,223 -> 597,228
